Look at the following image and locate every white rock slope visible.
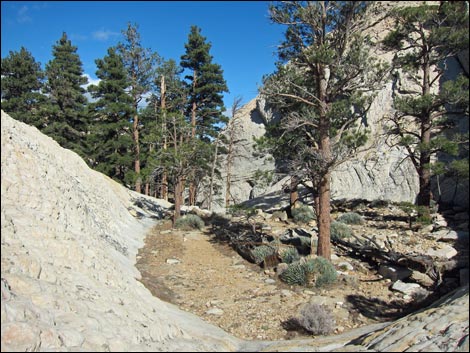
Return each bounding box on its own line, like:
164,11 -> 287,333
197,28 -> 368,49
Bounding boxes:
0,111 -> 240,351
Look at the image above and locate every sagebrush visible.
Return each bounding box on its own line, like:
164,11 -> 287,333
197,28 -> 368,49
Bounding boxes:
174,214 -> 204,229
337,212 -> 364,225
293,303 -> 335,335
291,204 -> 316,223
330,221 -> 353,241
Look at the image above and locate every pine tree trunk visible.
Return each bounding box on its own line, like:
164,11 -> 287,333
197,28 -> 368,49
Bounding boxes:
133,112 -> 141,193
317,172 -> 331,260
173,176 -> 184,226
315,58 -> 331,260
208,138 -> 219,211
189,182 -> 197,206
161,173 -> 168,201
145,183 -> 149,196
417,60 -> 432,217
290,176 -> 299,209
160,75 -> 169,201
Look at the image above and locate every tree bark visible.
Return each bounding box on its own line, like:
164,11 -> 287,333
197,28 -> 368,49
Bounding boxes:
416,60 -> 432,217
173,175 -> 184,226
290,176 -> 299,209
160,75 -> 168,201
133,111 -> 141,193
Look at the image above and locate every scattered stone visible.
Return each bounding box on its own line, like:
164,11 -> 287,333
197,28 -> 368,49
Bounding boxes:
410,271 -> 435,287
205,308 -> 224,316
427,245 -> 458,259
378,265 -> 412,281
166,258 -> 181,265
280,290 -> 292,298
337,261 -> 354,271
391,280 -> 422,296
265,279 -> 276,284
231,264 -> 246,270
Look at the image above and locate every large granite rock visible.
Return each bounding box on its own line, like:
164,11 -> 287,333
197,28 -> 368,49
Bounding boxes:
0,111 -> 241,351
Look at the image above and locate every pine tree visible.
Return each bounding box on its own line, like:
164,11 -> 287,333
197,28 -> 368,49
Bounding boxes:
87,47 -> 134,185
382,1 -> 469,219
43,32 -> 89,157
117,23 -> 160,193
1,47 -> 47,128
262,1 -> 388,260
180,25 -> 229,205
140,58 -> 186,198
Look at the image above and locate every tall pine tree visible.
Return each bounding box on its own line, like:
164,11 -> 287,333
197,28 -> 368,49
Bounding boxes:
44,32 -> 89,157
87,47 -> 134,185
382,1 -> 469,218
117,23 -> 160,193
1,47 -> 47,128
180,25 -> 228,205
262,1 -> 388,260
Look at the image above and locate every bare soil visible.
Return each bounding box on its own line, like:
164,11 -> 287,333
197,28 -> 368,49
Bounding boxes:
134,205 -> 454,341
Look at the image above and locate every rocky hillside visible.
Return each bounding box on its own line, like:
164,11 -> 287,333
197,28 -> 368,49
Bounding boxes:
2,110 -> 469,351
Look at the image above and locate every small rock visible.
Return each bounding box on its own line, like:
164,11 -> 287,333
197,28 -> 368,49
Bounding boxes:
337,261 -> 354,271
281,290 -> 292,297
231,264 -> 246,270
391,280 -> 422,296
265,278 -> 276,284
166,258 -> 180,265
427,245 -> 458,259
378,265 -> 412,281
205,308 -> 224,316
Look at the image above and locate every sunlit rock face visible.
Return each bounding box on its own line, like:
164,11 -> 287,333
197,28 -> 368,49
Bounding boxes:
0,110 -> 240,352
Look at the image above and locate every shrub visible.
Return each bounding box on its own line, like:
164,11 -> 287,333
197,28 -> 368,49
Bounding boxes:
227,203 -> 256,217
330,221 -> 353,241
279,261 -> 308,285
279,257 -> 337,287
293,303 -> 335,335
305,257 -> 337,287
174,214 -> 204,230
337,212 -> 364,225
280,247 -> 300,264
251,245 -> 276,264
291,205 -> 316,224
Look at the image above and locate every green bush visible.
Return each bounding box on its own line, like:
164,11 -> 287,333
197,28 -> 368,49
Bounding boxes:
174,214 -> 204,230
227,203 -> 256,217
251,245 -> 276,264
280,247 -> 300,264
337,212 -> 364,225
291,205 -> 316,224
305,257 -> 337,287
279,261 -> 308,285
279,257 -> 337,287
330,221 -> 353,241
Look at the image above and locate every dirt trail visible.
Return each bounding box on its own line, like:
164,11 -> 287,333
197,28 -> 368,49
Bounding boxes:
135,220 -> 397,341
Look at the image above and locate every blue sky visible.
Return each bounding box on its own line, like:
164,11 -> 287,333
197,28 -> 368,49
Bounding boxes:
1,1 -> 286,109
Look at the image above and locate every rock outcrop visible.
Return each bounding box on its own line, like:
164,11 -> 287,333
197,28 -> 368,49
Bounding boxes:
0,111 -> 240,351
